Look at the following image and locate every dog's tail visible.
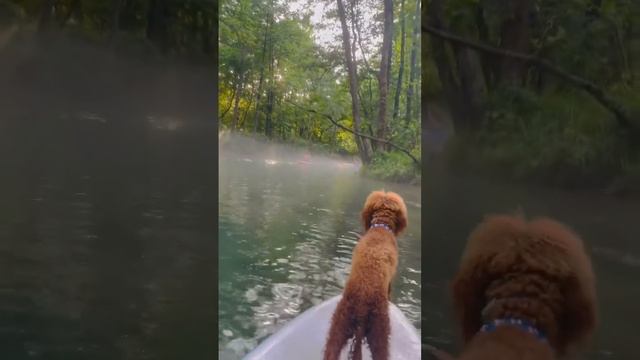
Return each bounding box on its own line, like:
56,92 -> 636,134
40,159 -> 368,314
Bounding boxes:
361,293 -> 391,360
349,323 -> 365,360
324,297 -> 376,360
324,292 -> 390,360
324,297 -> 353,360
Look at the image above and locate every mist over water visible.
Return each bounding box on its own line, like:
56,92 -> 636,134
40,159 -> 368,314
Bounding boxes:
218,133 -> 422,359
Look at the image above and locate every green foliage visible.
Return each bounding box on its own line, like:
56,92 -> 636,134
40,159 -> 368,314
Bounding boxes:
463,88 -> 622,185
363,151 -> 420,183
422,49 -> 441,96
426,0 -> 640,188
0,0 -> 23,26
220,0 -> 421,182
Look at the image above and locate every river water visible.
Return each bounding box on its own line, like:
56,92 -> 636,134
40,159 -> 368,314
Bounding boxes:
218,133 -> 422,359
0,112 -> 217,360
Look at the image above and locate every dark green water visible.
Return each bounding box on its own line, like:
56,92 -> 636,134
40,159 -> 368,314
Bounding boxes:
423,171 -> 640,359
0,113 -> 217,360
218,134 -> 422,359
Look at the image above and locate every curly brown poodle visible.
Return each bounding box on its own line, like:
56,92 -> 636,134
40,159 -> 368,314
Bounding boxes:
323,190 -> 408,360
450,214 -> 597,360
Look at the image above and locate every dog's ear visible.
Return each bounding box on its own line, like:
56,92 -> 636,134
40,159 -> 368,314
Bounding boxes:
451,256 -> 492,343
386,191 -> 408,234
557,260 -> 597,355
361,191 -> 386,229
529,217 -> 597,355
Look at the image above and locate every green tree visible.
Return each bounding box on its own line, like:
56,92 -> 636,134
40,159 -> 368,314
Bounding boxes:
423,0 -> 640,189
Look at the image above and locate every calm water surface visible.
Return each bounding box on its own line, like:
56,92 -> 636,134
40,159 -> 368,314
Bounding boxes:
218,134 -> 422,359
0,114 -> 216,359
422,171 -> 640,359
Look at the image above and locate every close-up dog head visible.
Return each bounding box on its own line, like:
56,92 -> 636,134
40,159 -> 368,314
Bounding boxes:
451,214 -> 597,356
361,190 -> 408,235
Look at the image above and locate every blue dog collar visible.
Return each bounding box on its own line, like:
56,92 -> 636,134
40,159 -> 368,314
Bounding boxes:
370,223 -> 393,233
480,318 -> 547,342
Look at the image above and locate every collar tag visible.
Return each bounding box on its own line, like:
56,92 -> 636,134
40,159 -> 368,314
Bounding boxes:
370,223 -> 393,233
480,318 -> 547,342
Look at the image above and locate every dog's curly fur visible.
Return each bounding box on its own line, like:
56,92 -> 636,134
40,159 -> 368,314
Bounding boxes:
451,214 -> 597,359
324,191 -> 408,360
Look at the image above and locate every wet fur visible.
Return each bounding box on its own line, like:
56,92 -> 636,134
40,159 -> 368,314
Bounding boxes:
324,191 -> 408,360
451,214 -> 597,359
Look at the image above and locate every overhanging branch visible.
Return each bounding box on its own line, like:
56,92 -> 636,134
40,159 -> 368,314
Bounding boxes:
285,99 -> 421,167
422,24 -> 635,131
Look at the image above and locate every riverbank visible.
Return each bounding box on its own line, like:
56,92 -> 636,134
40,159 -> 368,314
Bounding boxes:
426,143 -> 640,200
441,136 -> 640,198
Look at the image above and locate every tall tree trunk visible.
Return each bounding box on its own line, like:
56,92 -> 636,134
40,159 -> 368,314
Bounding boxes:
252,17 -> 271,133
146,0 -> 170,54
426,0 -> 468,132
265,4 -> 276,138
392,0 -> 406,121
497,0 -> 532,86
38,0 -> 56,33
475,2 -> 494,89
336,0 -> 371,163
265,40 -> 276,137
452,45 -> 486,128
220,86 -> 236,120
377,0 -> 393,150
231,73 -> 244,130
627,20 -> 634,85
59,0 -> 81,28
449,3 -> 487,129
110,0 -> 123,44
386,16 -> 393,93
189,7 -> 200,48
352,0 -> 373,71
265,89 -> 274,137
406,0 -> 419,124
252,68 -> 265,133
241,95 -> 253,130
349,0 -> 358,65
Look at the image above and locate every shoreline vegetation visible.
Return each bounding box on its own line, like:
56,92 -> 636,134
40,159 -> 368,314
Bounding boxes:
219,0 -> 422,185
422,0 -> 640,196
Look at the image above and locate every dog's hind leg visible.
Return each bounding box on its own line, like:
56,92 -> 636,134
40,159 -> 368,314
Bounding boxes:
324,300 -> 354,360
366,300 -> 391,360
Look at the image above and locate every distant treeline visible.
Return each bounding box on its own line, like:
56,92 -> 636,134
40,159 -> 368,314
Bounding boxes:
0,0 -> 217,59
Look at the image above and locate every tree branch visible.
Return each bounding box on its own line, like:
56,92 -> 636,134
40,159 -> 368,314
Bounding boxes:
422,24 -> 635,131
285,99 -> 421,167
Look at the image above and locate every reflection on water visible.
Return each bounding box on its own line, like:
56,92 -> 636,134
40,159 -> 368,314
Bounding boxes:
423,172 -> 640,359
0,114 -> 216,359
218,134 -> 422,359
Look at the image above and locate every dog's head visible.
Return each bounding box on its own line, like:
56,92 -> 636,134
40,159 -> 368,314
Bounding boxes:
361,190 -> 408,235
451,214 -> 597,355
